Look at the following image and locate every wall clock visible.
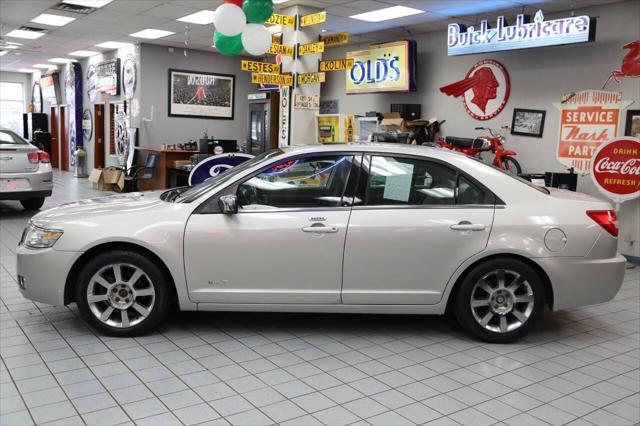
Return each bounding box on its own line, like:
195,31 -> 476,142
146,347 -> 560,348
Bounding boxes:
82,108 -> 93,143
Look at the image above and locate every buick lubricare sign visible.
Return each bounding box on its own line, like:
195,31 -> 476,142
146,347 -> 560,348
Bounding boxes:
346,41 -> 411,94
591,138 -> 640,203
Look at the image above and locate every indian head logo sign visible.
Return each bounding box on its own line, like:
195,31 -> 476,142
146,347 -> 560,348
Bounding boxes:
440,59 -> 510,121
591,137 -> 640,203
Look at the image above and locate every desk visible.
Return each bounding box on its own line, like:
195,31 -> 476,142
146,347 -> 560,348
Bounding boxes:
168,168 -> 191,188
135,147 -> 199,191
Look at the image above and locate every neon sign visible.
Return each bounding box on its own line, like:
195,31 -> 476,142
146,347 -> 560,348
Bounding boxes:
447,10 -> 595,56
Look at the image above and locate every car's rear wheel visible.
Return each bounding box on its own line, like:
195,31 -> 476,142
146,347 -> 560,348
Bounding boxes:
75,250 -> 170,337
453,258 -> 545,343
20,197 -> 45,210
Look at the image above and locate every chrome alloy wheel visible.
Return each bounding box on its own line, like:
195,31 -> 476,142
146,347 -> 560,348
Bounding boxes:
470,269 -> 534,333
87,263 -> 155,328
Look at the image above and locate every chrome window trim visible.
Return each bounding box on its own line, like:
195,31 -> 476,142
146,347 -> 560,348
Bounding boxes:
237,206 -> 353,214
352,204 -> 496,211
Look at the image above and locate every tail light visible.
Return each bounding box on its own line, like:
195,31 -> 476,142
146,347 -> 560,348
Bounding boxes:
587,210 -> 618,237
38,151 -> 50,163
27,152 -> 39,163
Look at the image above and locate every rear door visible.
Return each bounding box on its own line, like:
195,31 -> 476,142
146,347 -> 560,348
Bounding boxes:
342,154 -> 495,305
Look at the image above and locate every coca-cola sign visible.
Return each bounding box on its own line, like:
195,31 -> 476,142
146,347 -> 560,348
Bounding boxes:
591,137 -> 640,203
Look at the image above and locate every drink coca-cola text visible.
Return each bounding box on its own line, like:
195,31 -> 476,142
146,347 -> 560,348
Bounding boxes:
594,157 -> 640,175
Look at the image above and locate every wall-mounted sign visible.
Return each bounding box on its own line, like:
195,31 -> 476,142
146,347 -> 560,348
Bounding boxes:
447,10 -> 594,56
346,40 -> 417,94
320,99 -> 339,114
251,73 -> 293,86
591,137 -> 640,203
320,32 -> 349,46
267,43 -> 294,57
440,59 -> 510,121
82,108 -> 92,142
87,64 -> 97,102
265,13 -> 296,27
248,93 -> 268,100
65,62 -> 83,163
297,72 -> 325,85
40,73 -> 61,106
278,86 -> 291,147
31,82 -> 42,113
298,41 -> 324,56
554,90 -> 633,173
300,10 -> 326,27
122,54 -> 136,100
95,58 -> 121,96
241,60 -> 280,74
169,69 -> 235,119
602,40 -> 640,89
294,94 -> 320,109
320,59 -> 355,72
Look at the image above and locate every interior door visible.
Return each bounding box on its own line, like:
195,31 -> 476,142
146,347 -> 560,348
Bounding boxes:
50,107 -> 59,168
94,104 -> 105,168
59,105 -> 69,171
184,154 -> 357,304
342,155 -> 495,305
248,102 -> 267,155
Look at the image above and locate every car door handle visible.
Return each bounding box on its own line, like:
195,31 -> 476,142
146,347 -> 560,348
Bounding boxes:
450,222 -> 485,231
302,224 -> 339,233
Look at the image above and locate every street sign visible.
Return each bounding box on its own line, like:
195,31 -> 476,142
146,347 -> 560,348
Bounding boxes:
267,43 -> 295,57
265,13 -> 296,27
300,10 -> 326,27
241,60 -> 280,74
297,72 -> 325,85
320,32 -> 349,46
298,41 -> 324,56
319,58 -> 355,72
251,73 -> 293,86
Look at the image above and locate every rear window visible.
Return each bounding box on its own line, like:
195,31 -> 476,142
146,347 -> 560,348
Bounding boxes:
0,130 -> 28,145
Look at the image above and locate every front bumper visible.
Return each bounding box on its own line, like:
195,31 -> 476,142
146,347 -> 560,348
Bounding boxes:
0,168 -> 53,200
538,253 -> 627,310
16,245 -> 79,306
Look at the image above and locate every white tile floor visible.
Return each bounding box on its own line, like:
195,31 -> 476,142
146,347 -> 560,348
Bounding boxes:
1,170 -> 638,426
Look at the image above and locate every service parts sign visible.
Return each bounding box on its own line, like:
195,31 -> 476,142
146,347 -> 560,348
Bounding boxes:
554,90 -> 632,173
591,137 -> 640,203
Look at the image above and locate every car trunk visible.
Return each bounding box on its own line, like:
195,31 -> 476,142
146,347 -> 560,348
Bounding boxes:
0,143 -> 39,174
545,188 -> 613,209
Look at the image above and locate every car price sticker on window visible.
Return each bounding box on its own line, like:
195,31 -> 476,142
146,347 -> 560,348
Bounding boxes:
590,137 -> 640,203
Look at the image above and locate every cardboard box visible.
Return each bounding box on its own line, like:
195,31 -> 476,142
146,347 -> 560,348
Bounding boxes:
380,112 -> 406,132
88,168 -> 125,192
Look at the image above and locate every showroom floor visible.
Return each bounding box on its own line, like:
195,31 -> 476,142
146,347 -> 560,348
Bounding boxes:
1,171 -> 638,426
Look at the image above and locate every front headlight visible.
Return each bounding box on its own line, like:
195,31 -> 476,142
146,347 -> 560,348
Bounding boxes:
21,224 -> 63,249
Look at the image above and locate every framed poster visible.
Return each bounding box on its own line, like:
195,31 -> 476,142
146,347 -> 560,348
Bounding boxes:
96,58 -> 120,96
168,69 -> 235,119
511,108 -> 546,137
625,109 -> 640,138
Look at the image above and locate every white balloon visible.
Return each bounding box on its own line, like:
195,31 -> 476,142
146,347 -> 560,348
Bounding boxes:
241,24 -> 272,56
213,4 -> 246,37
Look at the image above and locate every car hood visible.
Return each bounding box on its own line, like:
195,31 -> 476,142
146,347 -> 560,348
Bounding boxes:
31,191 -> 168,228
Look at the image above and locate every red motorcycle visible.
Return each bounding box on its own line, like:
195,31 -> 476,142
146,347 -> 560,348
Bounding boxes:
438,126 -> 521,175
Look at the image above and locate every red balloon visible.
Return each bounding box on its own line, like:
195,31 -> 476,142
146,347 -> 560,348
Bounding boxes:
224,0 -> 243,6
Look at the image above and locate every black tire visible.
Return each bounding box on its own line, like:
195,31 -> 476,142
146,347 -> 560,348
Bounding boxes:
75,250 -> 171,337
453,258 -> 545,343
20,197 -> 45,210
502,156 -> 522,175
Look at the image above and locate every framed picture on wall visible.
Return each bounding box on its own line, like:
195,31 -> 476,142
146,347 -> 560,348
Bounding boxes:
168,69 -> 235,119
624,109 -> 640,138
511,108 -> 546,137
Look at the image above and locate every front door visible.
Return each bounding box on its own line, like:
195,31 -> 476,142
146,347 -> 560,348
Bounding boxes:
50,106 -> 59,168
184,154 -> 357,304
59,105 -> 69,171
94,104 -> 105,168
342,154 -> 494,305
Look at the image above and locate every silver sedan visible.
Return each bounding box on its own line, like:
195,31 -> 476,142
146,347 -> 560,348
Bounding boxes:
16,144 -> 626,342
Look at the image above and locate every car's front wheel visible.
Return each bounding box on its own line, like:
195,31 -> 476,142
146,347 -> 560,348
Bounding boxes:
20,197 -> 45,210
453,258 -> 545,343
75,250 -> 171,337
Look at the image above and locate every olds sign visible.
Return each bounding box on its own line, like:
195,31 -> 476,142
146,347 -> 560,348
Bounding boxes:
448,10 -> 594,56
591,137 -> 640,203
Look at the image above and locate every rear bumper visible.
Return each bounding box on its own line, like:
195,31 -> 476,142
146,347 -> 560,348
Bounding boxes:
0,190 -> 52,200
538,253 -> 627,310
0,168 -> 53,200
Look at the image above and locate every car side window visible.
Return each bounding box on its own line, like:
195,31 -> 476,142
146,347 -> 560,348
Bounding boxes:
237,155 -> 354,210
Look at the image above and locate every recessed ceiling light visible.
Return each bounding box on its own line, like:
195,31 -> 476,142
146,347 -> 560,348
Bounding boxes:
5,29 -> 45,39
177,10 -> 215,25
31,13 -> 76,26
18,68 -> 39,73
350,5 -> 424,22
96,41 -> 133,49
62,0 -> 113,7
69,50 -> 99,57
33,64 -> 58,69
129,29 -> 175,39
49,57 -> 77,63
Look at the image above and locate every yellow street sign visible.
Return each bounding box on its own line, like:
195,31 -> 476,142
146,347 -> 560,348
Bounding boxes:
241,60 -> 280,74
297,72 -> 325,85
319,58 -> 355,72
300,10 -> 326,27
265,13 -> 296,27
251,73 -> 293,86
298,41 -> 324,56
267,43 -> 295,57
320,32 -> 349,46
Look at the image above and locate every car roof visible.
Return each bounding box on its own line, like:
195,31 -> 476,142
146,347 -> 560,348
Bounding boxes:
280,142 -> 466,159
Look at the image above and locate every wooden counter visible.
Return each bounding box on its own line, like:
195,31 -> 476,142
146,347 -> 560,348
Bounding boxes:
135,147 -> 199,191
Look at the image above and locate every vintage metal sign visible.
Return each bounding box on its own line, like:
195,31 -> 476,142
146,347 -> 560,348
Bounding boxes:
278,86 -> 291,147
300,11 -> 326,27
297,72 -> 325,85
320,32 -> 349,46
241,60 -> 280,74
95,58 -> 120,96
294,94 -> 320,109
346,41 -> 412,94
267,43 -> 295,57
298,41 -> 324,56
591,137 -> 640,203
448,10 -> 594,56
320,59 -> 354,72
265,13 -> 296,27
554,90 -> 633,173
251,73 -> 293,86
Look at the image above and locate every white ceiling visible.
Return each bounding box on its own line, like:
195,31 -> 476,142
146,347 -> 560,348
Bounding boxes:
0,0 -> 619,72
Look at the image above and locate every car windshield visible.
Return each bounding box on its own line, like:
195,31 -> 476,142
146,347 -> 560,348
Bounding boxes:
0,130 -> 29,145
175,149 -> 284,203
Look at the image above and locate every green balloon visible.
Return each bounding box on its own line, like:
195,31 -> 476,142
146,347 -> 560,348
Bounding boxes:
242,0 -> 273,24
214,31 -> 243,56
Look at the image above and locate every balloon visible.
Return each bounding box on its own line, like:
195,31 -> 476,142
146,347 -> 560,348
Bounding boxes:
214,31 -> 243,56
241,24 -> 272,56
224,0 -> 243,6
242,0 -> 273,24
213,3 -> 246,37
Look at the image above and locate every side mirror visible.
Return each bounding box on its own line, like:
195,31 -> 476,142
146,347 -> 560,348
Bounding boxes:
218,194 -> 238,214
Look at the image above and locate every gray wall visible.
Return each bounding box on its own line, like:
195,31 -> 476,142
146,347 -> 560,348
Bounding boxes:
321,0 -> 640,257
138,43 -> 254,149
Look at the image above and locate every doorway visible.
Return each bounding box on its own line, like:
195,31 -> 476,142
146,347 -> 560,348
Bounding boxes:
247,92 -> 279,155
50,106 -> 59,168
94,104 -> 105,168
59,105 -> 69,171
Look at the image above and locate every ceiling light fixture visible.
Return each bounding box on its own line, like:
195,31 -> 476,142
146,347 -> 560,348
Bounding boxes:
129,29 -> 175,39
350,5 -> 424,22
49,57 -> 77,63
5,29 -> 45,39
18,68 -> 39,73
95,41 -> 133,49
69,50 -> 99,57
33,64 -> 58,69
177,10 -> 216,25
31,13 -> 76,26
62,0 -> 113,7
